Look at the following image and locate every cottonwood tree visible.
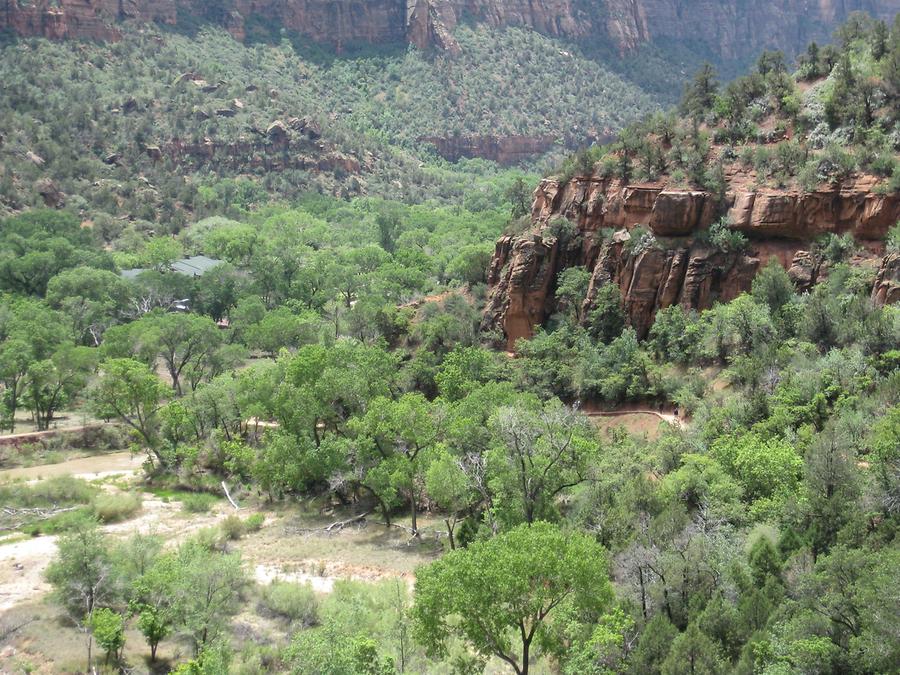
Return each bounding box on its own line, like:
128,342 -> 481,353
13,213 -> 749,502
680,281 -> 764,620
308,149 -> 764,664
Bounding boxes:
45,521 -> 116,673
22,344 -> 96,431
413,522 -> 612,675
351,393 -> 444,534
172,542 -> 247,653
149,313 -> 223,395
488,398 -> 597,525
90,358 -> 168,465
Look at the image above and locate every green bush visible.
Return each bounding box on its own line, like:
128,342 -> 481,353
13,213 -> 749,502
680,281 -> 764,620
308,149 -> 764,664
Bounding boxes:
181,493 -> 218,513
244,513 -> 265,532
21,509 -> 96,536
258,581 -> 318,626
0,475 -> 95,507
883,222 -> 900,253
92,492 -> 142,523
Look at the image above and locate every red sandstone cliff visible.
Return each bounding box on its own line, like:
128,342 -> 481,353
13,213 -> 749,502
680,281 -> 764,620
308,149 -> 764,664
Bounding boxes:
482,175 -> 900,348
3,0 -> 898,62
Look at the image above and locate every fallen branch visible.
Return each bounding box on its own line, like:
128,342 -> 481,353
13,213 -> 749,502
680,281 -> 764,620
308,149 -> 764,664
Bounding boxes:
0,505 -> 80,531
221,481 -> 240,510
325,511 -> 371,532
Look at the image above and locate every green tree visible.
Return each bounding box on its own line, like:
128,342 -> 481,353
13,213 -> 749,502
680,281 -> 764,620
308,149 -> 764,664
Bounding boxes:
45,520 -> 115,672
505,176 -> 533,219
144,236 -> 183,272
681,64 -> 718,121
90,358 -> 168,464
586,283 -> 625,344
22,344 -> 97,430
628,614 -> 679,675
351,393 -> 443,534
45,266 -> 130,345
413,522 -> 612,675
555,267 -> 592,324
245,307 -> 321,357
149,313 -> 223,395
488,398 -> 596,525
660,623 -> 727,675
172,541 -> 246,653
90,608 -> 126,664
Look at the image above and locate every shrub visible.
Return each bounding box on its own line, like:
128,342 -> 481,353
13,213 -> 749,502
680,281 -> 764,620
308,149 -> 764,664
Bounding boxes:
258,581 -> 319,626
816,233 -> 856,263
22,509 -> 96,536
181,492 -> 218,513
220,514 -> 246,540
244,513 -> 265,532
2,475 -> 95,507
710,220 -> 748,253
92,492 -> 142,523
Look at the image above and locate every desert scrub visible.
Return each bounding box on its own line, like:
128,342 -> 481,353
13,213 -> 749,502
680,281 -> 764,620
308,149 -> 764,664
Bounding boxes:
92,492 -> 142,523
0,475 -> 95,507
180,492 -> 218,513
258,581 -> 318,627
220,514 -> 246,540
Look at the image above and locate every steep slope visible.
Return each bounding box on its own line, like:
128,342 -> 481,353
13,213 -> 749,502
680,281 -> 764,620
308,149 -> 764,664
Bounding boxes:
482,24 -> 900,348
0,26 -> 654,220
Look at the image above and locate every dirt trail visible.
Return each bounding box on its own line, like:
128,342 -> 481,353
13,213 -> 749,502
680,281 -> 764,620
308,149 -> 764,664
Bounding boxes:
584,409 -> 685,428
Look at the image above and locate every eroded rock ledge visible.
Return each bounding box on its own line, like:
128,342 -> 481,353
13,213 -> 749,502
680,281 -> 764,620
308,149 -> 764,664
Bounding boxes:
482,175 -> 899,349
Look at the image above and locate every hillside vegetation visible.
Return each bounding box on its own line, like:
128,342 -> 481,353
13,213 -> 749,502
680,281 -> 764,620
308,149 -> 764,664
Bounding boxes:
560,13 -> 900,194
0,12 -> 896,675
0,24 -> 658,224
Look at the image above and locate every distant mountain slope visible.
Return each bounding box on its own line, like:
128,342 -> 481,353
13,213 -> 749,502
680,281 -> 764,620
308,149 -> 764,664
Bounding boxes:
0,25 -> 656,220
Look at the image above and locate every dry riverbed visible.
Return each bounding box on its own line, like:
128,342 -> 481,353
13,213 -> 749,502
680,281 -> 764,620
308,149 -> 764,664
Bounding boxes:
0,452 -> 437,673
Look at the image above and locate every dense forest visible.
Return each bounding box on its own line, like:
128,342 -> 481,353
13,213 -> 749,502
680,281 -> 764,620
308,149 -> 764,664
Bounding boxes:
0,10 -> 897,675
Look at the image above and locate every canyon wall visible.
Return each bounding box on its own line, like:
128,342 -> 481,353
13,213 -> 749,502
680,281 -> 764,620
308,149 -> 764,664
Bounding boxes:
482,175 -> 900,348
2,0 -> 899,61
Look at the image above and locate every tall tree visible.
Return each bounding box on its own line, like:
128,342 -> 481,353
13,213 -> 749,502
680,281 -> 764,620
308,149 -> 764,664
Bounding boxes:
488,399 -> 597,525
413,522 -> 612,675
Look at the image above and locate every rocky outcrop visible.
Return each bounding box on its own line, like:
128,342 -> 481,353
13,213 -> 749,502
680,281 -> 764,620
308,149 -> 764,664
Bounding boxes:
419,135 -> 557,165
483,175 -> 899,349
532,175 -> 899,241
600,0 -> 900,59
0,0 -> 176,41
872,252 -> 900,307
161,136 -> 362,174
3,0 -> 898,63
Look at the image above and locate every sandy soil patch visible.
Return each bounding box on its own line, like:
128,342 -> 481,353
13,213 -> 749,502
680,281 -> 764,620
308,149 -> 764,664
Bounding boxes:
0,451 -> 144,483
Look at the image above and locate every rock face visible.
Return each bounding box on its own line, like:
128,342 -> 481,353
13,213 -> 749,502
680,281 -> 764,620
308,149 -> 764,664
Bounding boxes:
873,253 -> 900,307
483,175 -> 900,349
418,135 -> 557,165
3,0 -> 898,62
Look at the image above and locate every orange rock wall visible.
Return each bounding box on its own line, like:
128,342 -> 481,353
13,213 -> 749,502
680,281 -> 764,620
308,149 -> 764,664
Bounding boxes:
3,0 -> 898,62
483,175 -> 900,348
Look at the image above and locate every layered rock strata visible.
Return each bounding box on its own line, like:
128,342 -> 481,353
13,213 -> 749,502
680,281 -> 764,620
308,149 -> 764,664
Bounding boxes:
483,175 -> 899,348
3,0 -> 898,62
